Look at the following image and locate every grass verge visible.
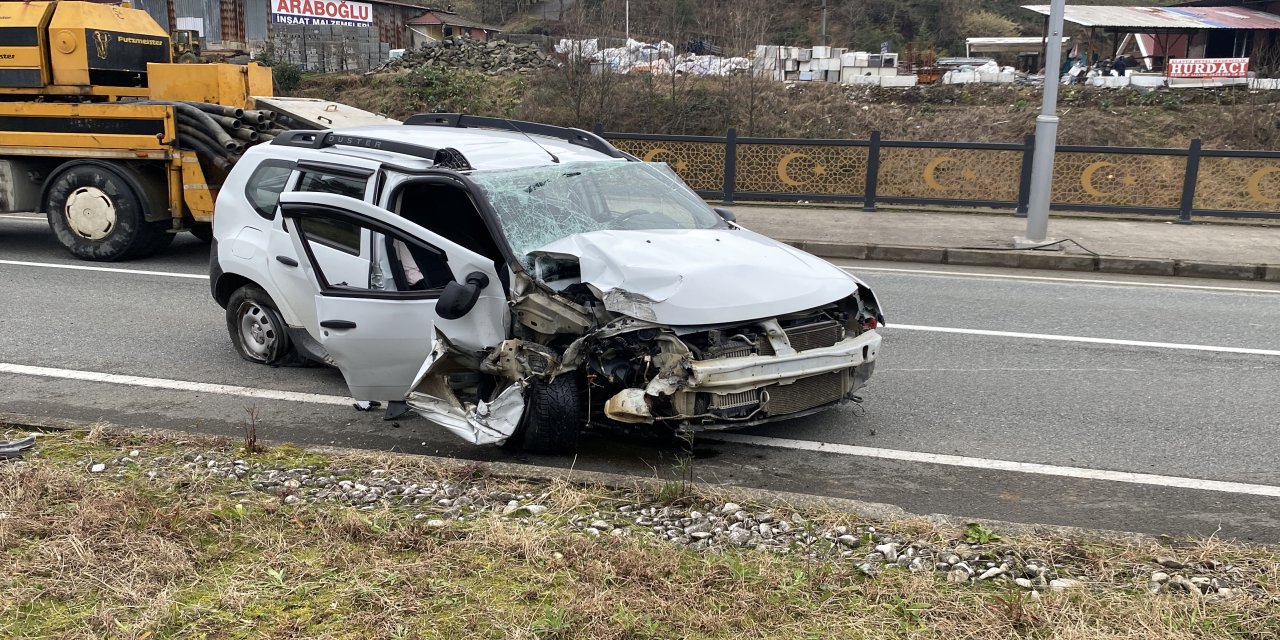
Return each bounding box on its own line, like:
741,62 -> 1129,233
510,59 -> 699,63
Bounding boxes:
1,426 -> 1277,639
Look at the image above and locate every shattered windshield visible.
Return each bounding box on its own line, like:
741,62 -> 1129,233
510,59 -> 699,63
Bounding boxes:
470,161 -> 722,266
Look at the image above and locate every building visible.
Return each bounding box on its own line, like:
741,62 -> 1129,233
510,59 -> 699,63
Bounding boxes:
118,0 -> 498,71
405,9 -> 502,47
1023,4 -> 1280,72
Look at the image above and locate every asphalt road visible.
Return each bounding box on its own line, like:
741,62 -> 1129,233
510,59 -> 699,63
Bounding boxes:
4,212 -> 1280,541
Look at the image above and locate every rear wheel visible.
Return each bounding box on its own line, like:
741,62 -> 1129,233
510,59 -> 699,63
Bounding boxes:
44,163 -> 171,261
518,375 -> 583,454
226,284 -> 293,365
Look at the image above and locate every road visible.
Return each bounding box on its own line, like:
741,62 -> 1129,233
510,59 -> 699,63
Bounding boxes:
4,212 -> 1280,541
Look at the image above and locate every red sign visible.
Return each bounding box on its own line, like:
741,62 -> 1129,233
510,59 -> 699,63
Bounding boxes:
1167,58 -> 1250,78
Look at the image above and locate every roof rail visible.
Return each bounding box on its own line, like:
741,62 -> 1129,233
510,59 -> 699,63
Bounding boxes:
402,114 -> 627,159
271,130 -> 442,163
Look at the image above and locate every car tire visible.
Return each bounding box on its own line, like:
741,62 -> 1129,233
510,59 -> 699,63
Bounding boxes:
226,284 -> 294,365
45,163 -> 171,261
519,375 -> 582,454
189,223 -> 214,243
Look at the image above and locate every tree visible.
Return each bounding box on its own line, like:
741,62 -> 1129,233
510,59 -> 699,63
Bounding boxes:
960,10 -> 1022,39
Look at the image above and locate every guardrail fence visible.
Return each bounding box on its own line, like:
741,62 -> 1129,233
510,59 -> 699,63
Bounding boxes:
598,128 -> 1280,221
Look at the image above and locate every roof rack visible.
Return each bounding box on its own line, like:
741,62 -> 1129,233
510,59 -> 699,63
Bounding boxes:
270,130 -> 475,168
402,114 -> 627,159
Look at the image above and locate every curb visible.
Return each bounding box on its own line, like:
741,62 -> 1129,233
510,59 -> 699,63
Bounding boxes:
1,411 -> 1162,545
788,240 -> 1280,282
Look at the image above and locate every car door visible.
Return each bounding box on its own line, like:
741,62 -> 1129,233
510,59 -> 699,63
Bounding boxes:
266,160 -> 378,332
277,191 -> 505,401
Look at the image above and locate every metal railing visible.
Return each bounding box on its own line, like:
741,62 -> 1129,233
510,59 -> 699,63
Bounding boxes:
597,127 -> 1280,222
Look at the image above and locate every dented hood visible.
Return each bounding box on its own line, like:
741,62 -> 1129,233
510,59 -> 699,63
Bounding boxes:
531,229 -> 857,325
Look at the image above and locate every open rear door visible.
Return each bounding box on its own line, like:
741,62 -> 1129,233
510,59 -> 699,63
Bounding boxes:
277,191 -> 504,401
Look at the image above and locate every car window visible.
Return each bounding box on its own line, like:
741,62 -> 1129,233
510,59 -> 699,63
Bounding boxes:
296,216 -> 362,256
291,170 -> 370,252
292,211 -> 450,296
471,161 -> 720,266
297,171 -> 367,200
244,161 -> 294,220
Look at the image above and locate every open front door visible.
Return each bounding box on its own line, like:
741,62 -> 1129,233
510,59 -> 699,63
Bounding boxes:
277,192 -> 504,401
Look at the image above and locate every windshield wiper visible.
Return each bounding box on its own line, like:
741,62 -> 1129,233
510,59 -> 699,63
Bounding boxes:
525,171 -> 582,193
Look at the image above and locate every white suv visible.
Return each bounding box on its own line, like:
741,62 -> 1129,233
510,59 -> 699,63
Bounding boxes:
210,115 -> 884,453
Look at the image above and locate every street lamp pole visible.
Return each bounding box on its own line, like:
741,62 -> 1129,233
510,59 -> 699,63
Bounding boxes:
1016,0 -> 1067,248
821,0 -> 828,46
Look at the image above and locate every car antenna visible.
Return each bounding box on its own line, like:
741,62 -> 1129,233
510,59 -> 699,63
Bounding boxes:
506,119 -> 560,164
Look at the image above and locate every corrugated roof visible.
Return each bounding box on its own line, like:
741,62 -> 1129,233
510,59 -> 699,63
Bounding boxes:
406,10 -> 501,31
1022,5 -> 1280,29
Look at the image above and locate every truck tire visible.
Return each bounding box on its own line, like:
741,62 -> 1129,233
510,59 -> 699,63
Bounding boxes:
226,284 -> 294,365
518,375 -> 583,454
45,163 -> 171,261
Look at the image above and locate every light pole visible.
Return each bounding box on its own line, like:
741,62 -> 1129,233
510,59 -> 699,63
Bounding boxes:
821,0 -> 828,46
1015,0 -> 1067,249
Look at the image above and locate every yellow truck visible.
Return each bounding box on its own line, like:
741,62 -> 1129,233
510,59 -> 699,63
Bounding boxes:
0,0 -> 401,263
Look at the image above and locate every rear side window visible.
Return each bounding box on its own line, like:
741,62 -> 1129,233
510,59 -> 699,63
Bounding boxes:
297,171 -> 367,199
244,160 -> 295,220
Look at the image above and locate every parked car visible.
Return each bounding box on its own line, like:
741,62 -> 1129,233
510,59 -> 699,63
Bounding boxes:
209,115 -> 884,453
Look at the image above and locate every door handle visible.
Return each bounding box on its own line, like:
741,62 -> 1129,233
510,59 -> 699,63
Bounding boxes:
319,320 -> 357,329
276,255 -> 299,267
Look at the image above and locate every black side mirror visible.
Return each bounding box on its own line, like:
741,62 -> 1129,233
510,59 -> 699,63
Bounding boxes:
713,207 -> 737,223
436,271 -> 490,320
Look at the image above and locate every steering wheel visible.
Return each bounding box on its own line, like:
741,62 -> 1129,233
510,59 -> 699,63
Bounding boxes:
614,208 -> 655,225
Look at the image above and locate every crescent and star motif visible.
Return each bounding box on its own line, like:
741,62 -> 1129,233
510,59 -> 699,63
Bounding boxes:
642,147 -> 688,172
1081,161 -> 1137,197
1246,167 -> 1280,205
777,152 -> 827,187
922,156 -> 979,191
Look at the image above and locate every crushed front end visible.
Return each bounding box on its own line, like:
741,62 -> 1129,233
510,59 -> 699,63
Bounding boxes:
584,294 -> 882,431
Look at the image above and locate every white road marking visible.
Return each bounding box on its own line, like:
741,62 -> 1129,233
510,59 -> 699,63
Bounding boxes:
704,433 -> 1280,498
0,259 -> 207,280
0,362 -> 350,407
5,360 -> 1276,498
841,265 -> 1280,295
0,215 -> 49,223
890,323 -> 1280,357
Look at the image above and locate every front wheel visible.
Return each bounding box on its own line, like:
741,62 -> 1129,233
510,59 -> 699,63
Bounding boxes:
518,375 -> 583,454
226,285 -> 294,365
44,163 -> 171,261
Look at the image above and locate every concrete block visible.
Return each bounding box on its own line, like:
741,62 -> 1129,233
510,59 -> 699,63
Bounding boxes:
945,248 -> 1098,272
795,241 -> 869,260
1097,256 -> 1176,276
1175,260 -> 1261,280
865,244 -> 947,263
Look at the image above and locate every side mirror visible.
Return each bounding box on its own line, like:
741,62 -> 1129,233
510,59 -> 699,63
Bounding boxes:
436,271 -> 490,320
713,207 -> 737,223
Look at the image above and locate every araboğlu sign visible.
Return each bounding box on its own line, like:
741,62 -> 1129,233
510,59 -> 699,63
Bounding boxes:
272,0 -> 372,27
1167,58 -> 1249,78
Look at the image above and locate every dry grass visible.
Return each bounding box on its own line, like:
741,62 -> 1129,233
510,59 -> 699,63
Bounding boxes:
1,429 -> 1278,640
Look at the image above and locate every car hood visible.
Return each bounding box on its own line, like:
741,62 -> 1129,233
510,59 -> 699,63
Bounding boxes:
529,228 -> 857,326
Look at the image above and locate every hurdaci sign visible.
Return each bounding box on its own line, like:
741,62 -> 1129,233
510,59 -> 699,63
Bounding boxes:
272,0 -> 372,27
1166,58 -> 1250,78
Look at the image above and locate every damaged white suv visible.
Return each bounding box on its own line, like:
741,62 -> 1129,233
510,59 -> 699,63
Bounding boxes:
210,115 -> 884,453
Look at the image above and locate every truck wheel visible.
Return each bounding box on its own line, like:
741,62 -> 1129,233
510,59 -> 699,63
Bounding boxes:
45,163 -> 170,261
518,375 -> 583,454
226,285 -> 293,365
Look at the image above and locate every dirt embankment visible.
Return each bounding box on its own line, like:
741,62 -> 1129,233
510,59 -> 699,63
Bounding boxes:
296,70 -> 1280,150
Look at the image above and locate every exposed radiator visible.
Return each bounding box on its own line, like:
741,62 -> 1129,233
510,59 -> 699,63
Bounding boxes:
757,320 -> 843,356
765,371 -> 847,415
